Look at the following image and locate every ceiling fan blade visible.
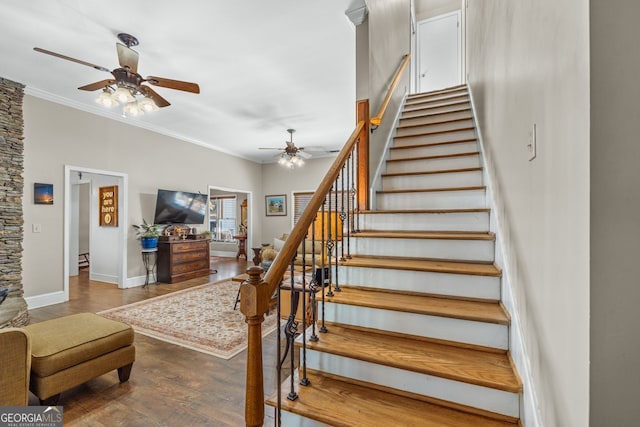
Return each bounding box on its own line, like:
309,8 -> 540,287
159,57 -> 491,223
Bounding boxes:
297,151 -> 312,159
146,76 -> 200,94
116,43 -> 139,73
33,47 -> 111,73
258,147 -> 283,150
78,79 -> 116,91
139,85 -> 171,108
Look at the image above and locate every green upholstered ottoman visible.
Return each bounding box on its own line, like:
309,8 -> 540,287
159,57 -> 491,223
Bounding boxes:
24,313 -> 135,405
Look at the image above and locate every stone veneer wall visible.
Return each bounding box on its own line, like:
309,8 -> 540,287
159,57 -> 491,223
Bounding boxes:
0,77 -> 28,328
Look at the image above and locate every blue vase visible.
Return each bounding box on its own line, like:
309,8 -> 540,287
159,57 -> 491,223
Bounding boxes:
141,237 -> 158,250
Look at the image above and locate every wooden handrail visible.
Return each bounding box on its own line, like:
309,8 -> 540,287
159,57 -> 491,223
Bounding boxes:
370,53 -> 411,127
263,120 -> 365,293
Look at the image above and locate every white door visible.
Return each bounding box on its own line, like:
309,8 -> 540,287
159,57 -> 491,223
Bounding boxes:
417,11 -> 461,92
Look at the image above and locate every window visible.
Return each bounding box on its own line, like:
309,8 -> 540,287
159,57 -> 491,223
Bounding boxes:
209,196 -> 237,241
293,191 -> 349,226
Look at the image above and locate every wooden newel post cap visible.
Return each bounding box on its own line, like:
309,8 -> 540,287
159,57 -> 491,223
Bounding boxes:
239,266 -> 270,317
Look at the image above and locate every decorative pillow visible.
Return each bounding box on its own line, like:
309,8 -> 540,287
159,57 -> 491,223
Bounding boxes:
273,238 -> 285,252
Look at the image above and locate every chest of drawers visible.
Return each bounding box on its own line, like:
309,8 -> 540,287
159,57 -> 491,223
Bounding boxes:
157,239 -> 211,283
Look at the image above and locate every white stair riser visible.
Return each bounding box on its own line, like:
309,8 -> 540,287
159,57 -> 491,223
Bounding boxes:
386,155 -> 480,174
399,110 -> 472,127
406,90 -> 468,105
280,412 -> 327,427
351,236 -> 494,262
336,266 -> 500,300
402,103 -> 470,118
382,169 -> 483,190
405,96 -> 469,111
389,141 -> 478,160
359,212 -> 490,232
395,119 -> 474,137
394,129 -> 476,146
324,303 -> 508,349
304,351 -> 519,418
377,189 -> 486,210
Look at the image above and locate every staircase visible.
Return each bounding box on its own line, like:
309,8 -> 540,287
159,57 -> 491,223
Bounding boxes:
266,85 -> 522,426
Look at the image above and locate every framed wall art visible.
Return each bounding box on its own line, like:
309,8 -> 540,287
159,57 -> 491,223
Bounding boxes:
34,183 -> 53,205
265,194 -> 287,216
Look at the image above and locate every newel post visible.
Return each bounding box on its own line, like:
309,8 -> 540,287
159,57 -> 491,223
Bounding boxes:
240,266 -> 271,427
356,99 -> 370,211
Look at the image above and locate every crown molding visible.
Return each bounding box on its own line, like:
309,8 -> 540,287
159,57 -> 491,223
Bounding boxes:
345,2 -> 368,26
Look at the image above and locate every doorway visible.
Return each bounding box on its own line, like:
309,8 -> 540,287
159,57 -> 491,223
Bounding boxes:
208,185 -> 252,259
416,10 -> 462,92
64,166 -> 128,300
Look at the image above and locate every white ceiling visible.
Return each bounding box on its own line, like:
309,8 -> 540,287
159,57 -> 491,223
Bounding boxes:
0,0 -> 357,163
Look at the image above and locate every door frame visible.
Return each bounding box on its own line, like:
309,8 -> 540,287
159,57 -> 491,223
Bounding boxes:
63,165 -> 128,298
413,9 -> 463,92
208,185 -> 253,256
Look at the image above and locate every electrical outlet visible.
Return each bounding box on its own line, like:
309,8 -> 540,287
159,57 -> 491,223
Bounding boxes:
528,123 -> 537,161
32,223 -> 42,233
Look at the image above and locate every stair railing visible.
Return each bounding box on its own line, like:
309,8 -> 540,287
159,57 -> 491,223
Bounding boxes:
370,53 -> 411,129
241,53 -> 410,427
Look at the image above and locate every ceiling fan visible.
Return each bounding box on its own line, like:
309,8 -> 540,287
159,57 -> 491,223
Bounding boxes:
259,129 -> 313,161
33,33 -> 200,112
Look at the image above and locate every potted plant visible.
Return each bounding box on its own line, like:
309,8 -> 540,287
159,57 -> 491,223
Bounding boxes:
200,230 -> 212,240
132,219 -> 162,250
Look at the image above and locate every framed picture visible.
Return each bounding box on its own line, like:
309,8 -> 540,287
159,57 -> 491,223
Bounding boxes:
99,185 -> 119,227
34,183 -> 53,205
265,194 -> 287,216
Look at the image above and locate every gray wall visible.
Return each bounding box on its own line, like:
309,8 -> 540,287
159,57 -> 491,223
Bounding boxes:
22,95 -> 263,296
365,0 -> 412,190
466,0 -> 590,426
590,1 -> 640,425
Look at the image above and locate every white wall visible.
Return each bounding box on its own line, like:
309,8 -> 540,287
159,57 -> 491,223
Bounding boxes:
466,1 -> 590,426
260,157 -> 334,244
88,173 -> 122,284
22,95 -> 263,297
415,0 -> 459,21
590,2 -> 640,425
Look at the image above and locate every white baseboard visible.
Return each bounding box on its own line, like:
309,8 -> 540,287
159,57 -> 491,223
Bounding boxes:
90,273 -> 118,284
123,275 -> 147,288
211,250 -> 236,257
468,86 -> 542,427
25,291 -> 66,309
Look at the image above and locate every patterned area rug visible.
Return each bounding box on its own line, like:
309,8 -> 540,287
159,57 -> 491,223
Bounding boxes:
98,280 -> 277,360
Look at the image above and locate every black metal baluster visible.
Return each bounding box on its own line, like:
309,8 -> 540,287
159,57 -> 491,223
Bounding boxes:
319,201 -> 328,334
346,152 -> 353,259
310,216 -> 319,342
355,142 -> 361,233
276,272 -> 282,426
278,258 -> 299,402
333,177 -> 342,292
326,191 -> 335,298
300,238 -> 310,387
340,163 -> 347,262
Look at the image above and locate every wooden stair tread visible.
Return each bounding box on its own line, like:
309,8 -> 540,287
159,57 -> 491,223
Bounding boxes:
390,137 -> 477,150
341,256 -> 501,277
397,117 -> 472,130
325,286 -> 508,324
360,208 -> 490,214
299,324 -> 521,393
403,99 -> 470,113
405,94 -> 469,106
394,126 -> 475,139
382,167 -> 482,178
399,107 -> 472,120
387,151 -> 479,163
377,185 -> 486,195
353,230 -> 494,240
407,85 -> 467,98
266,372 -> 517,427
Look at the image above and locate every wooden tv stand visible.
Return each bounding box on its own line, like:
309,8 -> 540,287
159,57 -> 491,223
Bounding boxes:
157,239 -> 211,283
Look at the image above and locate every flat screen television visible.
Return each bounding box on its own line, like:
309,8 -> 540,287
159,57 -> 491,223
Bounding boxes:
153,189 -> 207,225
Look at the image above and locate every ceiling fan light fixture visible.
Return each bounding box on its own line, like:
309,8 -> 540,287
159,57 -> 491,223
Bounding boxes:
138,96 -> 159,112
123,101 -> 144,117
112,86 -> 135,103
96,88 -> 119,107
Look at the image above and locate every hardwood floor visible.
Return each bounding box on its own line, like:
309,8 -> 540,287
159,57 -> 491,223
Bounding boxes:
28,257 -> 281,427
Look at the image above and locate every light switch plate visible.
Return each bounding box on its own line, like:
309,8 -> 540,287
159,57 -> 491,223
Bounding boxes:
32,223 -> 42,233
